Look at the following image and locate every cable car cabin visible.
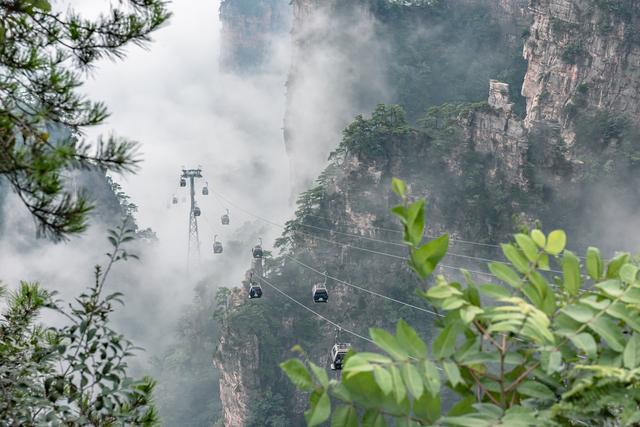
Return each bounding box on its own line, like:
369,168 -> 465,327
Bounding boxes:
248,282 -> 262,299
193,207 -> 201,216
213,241 -> 223,254
180,178 -> 186,187
330,343 -> 351,370
312,283 -> 328,303
172,197 -> 178,205
202,187 -> 209,196
221,209 -> 230,225
252,238 -> 263,258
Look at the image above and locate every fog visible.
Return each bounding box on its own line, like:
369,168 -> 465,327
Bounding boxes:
0,0 -> 396,423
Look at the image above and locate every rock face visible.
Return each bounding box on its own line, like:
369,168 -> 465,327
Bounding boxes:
219,0 -> 290,71
213,288 -> 260,427
464,80 -> 529,188
522,0 -> 640,143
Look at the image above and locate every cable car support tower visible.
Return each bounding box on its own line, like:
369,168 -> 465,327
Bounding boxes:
181,168 -> 203,268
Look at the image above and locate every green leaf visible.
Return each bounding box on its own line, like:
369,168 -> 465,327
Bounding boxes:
589,316 -> 626,352
389,365 -> 406,404
517,380 -> 554,400
502,244 -> 529,273
562,250 -> 581,296
443,361 -> 462,387
370,328 -> 409,361
422,360 -> 441,396
373,366 -> 393,395
568,333 -> 598,359
515,234 -> 539,263
411,234 -> 449,279
531,229 -> 546,248
309,361 -> 329,388
624,333 -> 640,369
606,253 -> 630,279
414,392 -> 441,423
32,0 -> 52,12
305,391 -> 331,427
620,264 -> 639,284
391,177 -> 408,198
543,350 -> 562,374
460,306 -> 484,324
401,363 -> 424,398
426,285 -> 462,299
362,409 -> 387,427
280,359 -> 313,391
331,405 -> 358,427
478,284 -> 510,299
405,200 -> 425,247
545,230 -> 566,255
396,320 -> 427,358
561,304 -> 595,323
432,322 -> 463,359
447,395 -> 475,417
596,279 -> 624,298
586,247 -> 603,281
488,262 -> 521,288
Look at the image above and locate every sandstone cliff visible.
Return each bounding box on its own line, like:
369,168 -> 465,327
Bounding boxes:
219,0 -> 290,71
523,0 -> 640,144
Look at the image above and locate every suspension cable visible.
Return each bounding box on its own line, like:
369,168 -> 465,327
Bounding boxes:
284,254 -> 444,318
211,188 -> 502,276
257,275 -> 374,344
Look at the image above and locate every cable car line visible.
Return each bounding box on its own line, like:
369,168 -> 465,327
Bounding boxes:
301,213 -> 592,260
257,275 -> 374,345
284,254 -> 444,318
295,222 -> 563,275
210,188 -> 500,279
209,187 -> 563,275
258,274 -> 444,370
301,213 -> 505,250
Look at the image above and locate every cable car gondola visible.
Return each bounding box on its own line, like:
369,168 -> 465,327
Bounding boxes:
180,178 -> 186,187
249,282 -> 262,299
252,238 -> 263,259
221,209 -> 230,225
245,271 -> 262,298
172,196 -> 178,205
213,235 -> 223,254
312,276 -> 329,303
202,184 -> 209,196
194,206 -> 201,216
330,343 -> 351,370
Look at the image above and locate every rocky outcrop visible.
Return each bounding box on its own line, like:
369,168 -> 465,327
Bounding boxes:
219,0 -> 290,71
213,288 -> 260,427
463,81 -> 528,188
522,0 -> 640,143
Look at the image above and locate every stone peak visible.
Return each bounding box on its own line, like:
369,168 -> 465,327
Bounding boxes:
488,79 -> 513,112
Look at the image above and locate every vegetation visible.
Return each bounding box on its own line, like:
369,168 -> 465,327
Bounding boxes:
365,0 -> 528,120
0,223 -> 159,425
0,0 -> 170,239
282,179 -> 640,426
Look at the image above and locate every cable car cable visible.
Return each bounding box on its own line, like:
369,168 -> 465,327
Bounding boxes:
257,275 -> 374,345
210,188 -> 500,278
284,254 -> 444,318
257,274 -> 442,368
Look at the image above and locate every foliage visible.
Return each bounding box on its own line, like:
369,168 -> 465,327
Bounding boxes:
0,222 -> 159,425
152,281 -> 221,427
282,179 -> 640,426
367,0 -> 528,120
337,104 -> 411,160
0,0 -> 170,240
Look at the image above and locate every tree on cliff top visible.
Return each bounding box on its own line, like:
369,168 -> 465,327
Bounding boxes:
0,0 -> 170,240
282,178 -> 640,426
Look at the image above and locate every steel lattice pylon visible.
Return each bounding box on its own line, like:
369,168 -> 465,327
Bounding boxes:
181,168 -> 203,269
